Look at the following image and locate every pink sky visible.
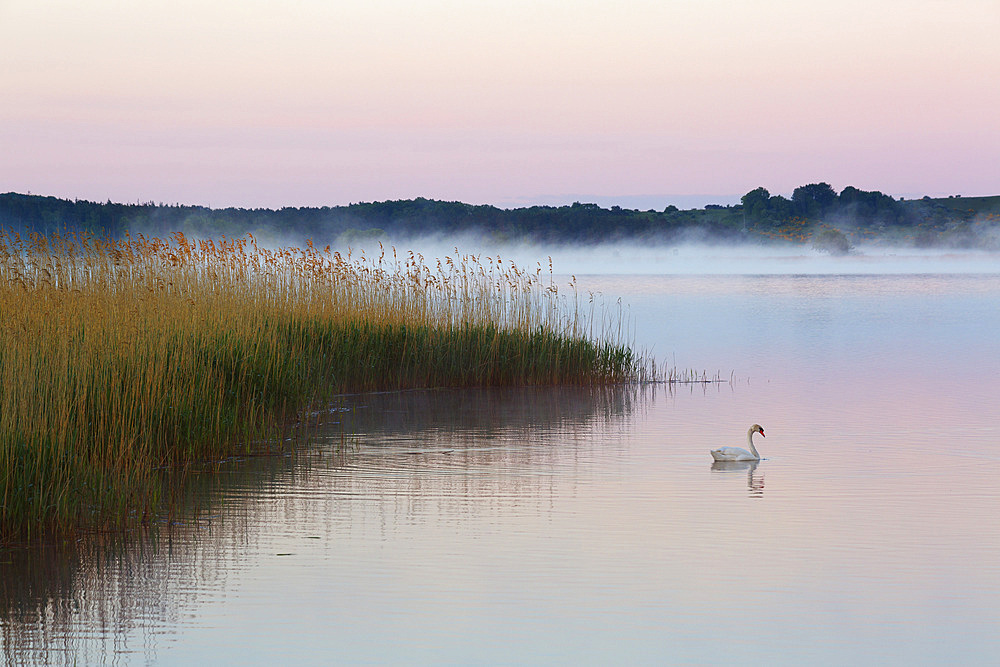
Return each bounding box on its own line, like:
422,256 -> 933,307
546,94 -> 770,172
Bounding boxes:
2,0 -> 998,209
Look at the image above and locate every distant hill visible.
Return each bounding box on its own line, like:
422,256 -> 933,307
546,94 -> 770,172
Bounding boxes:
917,194 -> 1000,216
1,188 -> 998,250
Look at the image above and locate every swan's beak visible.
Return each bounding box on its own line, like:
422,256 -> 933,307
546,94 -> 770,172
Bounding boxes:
760,430 -> 765,437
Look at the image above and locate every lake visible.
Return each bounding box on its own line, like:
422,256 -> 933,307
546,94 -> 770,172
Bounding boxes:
4,265 -> 1000,665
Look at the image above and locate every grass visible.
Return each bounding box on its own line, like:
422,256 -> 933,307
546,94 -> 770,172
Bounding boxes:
0,230 -> 638,542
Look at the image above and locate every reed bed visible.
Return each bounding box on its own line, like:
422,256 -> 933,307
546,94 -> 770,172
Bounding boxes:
0,231 -> 637,541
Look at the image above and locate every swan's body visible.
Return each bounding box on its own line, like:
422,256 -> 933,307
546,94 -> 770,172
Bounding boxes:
710,424 -> 765,462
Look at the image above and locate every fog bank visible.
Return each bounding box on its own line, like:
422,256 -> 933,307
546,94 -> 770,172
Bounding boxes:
346,234 -> 1000,276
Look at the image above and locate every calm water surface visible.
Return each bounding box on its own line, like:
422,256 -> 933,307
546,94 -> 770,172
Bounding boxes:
4,273 -> 1000,665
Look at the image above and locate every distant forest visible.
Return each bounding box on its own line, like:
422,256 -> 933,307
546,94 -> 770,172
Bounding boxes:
2,184 -> 999,252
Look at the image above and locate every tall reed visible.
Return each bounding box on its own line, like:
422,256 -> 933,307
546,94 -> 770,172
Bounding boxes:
0,231 -> 636,541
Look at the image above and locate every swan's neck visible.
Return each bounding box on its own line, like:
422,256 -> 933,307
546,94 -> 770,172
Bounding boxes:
746,429 -> 760,458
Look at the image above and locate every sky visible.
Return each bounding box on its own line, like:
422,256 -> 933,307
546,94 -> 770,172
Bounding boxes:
2,0 -> 998,210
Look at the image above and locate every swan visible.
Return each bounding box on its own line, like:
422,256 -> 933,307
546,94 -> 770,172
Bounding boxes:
710,424 -> 765,462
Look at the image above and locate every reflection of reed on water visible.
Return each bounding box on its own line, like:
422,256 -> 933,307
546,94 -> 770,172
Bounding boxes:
0,451 -> 297,666
710,460 -> 765,498
0,384 -> 647,664
304,385 -> 651,527
335,384 -> 647,437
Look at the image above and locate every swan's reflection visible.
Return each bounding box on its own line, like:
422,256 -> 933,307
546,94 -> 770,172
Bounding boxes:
711,460 -> 765,498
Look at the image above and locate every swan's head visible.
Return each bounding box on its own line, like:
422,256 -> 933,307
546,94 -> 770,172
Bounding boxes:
750,424 -> 765,437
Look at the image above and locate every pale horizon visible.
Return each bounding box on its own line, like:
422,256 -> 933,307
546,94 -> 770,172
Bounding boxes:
2,0 -> 998,210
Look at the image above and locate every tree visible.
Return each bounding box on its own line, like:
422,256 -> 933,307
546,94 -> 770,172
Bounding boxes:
767,195 -> 795,221
792,183 -> 838,218
812,228 -> 851,255
740,187 -> 770,221
838,185 -> 903,226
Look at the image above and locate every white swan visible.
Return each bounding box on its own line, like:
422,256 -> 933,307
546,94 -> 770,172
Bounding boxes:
710,424 -> 765,461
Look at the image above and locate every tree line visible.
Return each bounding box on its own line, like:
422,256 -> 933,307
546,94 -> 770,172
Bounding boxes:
0,185 -> 995,249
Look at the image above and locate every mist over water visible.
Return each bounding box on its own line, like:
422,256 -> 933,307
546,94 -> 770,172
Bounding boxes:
500,243 -> 1000,275
330,234 -> 1000,276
